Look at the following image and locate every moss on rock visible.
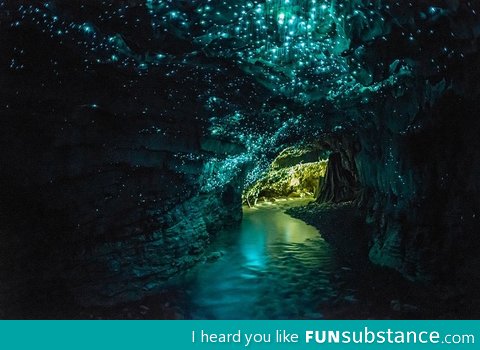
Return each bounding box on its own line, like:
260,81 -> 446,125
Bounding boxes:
243,149 -> 327,205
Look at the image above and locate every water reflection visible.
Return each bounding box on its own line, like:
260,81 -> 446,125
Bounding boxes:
179,199 -> 341,319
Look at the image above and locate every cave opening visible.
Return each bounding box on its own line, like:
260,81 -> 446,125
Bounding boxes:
242,144 -> 331,207
241,139 -> 361,208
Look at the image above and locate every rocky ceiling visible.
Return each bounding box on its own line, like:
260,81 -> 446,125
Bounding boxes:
6,1 -> 479,181
4,1 -> 479,184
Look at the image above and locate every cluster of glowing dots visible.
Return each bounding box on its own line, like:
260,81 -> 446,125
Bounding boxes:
193,0 -> 355,97
8,0 -> 355,93
9,2 -> 171,72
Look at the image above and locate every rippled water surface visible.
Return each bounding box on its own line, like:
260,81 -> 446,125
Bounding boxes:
179,199 -> 343,319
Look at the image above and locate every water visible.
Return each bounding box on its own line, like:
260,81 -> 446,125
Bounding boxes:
179,199 -> 344,319
5,200 -> 459,319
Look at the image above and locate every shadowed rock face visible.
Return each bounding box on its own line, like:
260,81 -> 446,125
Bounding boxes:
317,152 -> 357,203
0,102 -> 245,306
1,0 -> 480,308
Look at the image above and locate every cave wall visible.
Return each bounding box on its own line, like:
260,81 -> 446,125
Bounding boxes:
0,21 -> 249,307
329,1 -> 480,281
302,0 -> 480,282
0,101 -> 245,307
355,92 -> 480,281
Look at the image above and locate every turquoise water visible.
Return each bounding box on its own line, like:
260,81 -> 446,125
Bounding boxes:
180,199 -> 343,319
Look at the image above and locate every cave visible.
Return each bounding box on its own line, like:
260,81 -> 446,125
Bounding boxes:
1,0 -> 480,319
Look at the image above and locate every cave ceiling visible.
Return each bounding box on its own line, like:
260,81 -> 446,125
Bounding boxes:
4,0 -> 479,186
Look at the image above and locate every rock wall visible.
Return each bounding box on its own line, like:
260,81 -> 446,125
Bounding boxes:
0,104 -> 244,307
328,0 -> 480,281
355,92 -> 480,282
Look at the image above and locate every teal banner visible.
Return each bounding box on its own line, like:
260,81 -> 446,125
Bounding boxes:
0,321 -> 478,350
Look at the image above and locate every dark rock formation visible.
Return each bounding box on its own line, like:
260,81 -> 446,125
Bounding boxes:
361,92 -> 480,282
0,102 -> 245,307
317,152 -> 357,203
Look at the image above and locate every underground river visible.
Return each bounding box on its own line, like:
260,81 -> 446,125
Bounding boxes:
178,199 -> 350,319
72,199 -> 449,319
